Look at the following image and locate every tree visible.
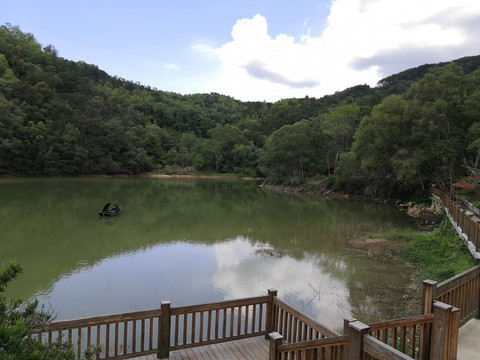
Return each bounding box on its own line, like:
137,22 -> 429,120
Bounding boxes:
314,103 -> 362,173
0,261 -> 99,359
259,120 -> 326,184
352,95 -> 407,180
208,124 -> 246,172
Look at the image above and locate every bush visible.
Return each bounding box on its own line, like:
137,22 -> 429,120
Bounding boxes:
0,261 -> 99,359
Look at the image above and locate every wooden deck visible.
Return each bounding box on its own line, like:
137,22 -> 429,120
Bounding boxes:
129,336 -> 269,360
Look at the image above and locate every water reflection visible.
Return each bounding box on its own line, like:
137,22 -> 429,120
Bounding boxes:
212,237 -> 352,329
37,241 -> 223,319
38,237 -> 353,329
0,178 -> 417,330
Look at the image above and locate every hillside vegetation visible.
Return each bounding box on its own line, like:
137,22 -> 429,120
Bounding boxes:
1,24 -> 479,198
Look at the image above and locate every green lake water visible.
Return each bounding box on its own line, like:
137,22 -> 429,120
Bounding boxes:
0,178 -> 418,331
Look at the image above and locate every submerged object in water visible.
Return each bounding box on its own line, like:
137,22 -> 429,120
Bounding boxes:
99,202 -> 122,217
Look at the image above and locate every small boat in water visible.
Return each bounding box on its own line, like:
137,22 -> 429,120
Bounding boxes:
99,202 -> 122,217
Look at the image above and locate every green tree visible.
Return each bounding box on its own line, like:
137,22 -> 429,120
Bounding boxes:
353,95 -> 407,179
259,120 -> 326,184
208,124 -> 245,172
314,103 -> 362,173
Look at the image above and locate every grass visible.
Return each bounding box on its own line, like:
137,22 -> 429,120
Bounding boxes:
399,221 -> 475,282
363,220 -> 474,282
355,220 -> 475,318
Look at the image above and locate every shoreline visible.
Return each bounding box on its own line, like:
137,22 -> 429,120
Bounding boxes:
140,174 -> 264,180
0,173 -> 264,181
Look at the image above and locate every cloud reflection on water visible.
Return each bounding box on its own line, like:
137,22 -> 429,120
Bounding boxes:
212,236 -> 352,330
36,236 -> 352,330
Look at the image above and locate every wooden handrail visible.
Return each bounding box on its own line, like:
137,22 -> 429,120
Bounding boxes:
431,186 -> 480,256
436,265 -> 480,297
363,335 -> 415,360
271,333 -> 349,360
276,335 -> 349,352
368,314 -> 434,359
169,295 -> 270,350
272,297 -> 339,341
30,286 -> 464,360
369,314 -> 434,331
170,295 -> 270,314
427,187 -> 480,327
30,292 -> 273,359
32,308 -> 162,331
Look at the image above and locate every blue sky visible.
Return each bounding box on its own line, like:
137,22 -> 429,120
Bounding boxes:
3,0 -> 480,101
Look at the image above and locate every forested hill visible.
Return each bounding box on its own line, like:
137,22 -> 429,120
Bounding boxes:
1,24 -> 479,198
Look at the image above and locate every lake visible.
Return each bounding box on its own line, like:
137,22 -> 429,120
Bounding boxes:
0,177 -> 417,332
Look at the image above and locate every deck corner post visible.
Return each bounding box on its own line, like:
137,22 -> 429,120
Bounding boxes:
448,307 -> 460,360
421,280 -> 437,360
265,289 -> 278,339
430,301 -> 458,360
268,332 -> 283,360
422,280 -> 437,315
343,317 -> 357,335
158,301 -> 171,360
477,262 -> 480,320
347,320 -> 369,360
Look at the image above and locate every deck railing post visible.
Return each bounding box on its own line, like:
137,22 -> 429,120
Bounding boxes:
265,289 -> 278,339
421,279 -> 437,359
430,302 -> 459,360
475,219 -> 479,253
268,332 -> 283,360
343,317 -> 357,334
347,320 -> 369,360
343,318 -> 357,360
476,263 -> 480,320
448,307 -> 460,360
158,301 -> 171,359
422,280 -> 437,314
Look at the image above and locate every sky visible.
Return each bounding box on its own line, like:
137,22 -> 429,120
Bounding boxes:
2,0 -> 480,102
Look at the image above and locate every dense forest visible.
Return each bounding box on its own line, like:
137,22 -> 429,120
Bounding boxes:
1,24 -> 479,197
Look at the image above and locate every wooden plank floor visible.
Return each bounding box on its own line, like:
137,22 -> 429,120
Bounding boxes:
129,336 -> 269,360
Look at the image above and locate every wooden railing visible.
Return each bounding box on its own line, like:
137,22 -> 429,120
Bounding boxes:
426,187 -> 480,327
31,292 -> 271,359
362,335 -> 415,360
367,314 -> 434,359
29,307 -> 162,359
269,332 -> 349,360
269,304 -> 458,360
168,294 -> 270,351
32,287 -> 462,360
271,293 -> 339,342
423,265 -> 480,326
350,302 -> 457,360
431,186 -> 480,255
267,291 -> 350,360
270,303 -> 457,360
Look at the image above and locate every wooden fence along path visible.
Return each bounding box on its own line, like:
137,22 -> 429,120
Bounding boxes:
29,187 -> 480,360
428,187 -> 480,327
431,186 -> 480,259
31,289 -> 461,360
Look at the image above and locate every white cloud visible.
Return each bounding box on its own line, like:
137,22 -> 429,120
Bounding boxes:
202,0 -> 480,102
164,63 -> 180,70
191,43 -> 217,57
